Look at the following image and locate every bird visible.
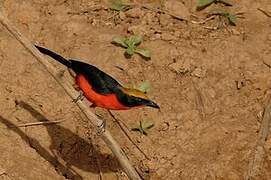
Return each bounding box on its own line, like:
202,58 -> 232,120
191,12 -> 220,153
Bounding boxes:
35,45 -> 160,111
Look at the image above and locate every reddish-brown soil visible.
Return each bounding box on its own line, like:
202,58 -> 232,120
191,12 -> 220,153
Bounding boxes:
0,0 -> 271,179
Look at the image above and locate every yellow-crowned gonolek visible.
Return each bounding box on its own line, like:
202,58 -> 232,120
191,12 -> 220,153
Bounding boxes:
35,45 -> 160,110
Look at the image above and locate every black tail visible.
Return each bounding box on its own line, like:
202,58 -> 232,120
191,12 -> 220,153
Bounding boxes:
35,45 -> 71,68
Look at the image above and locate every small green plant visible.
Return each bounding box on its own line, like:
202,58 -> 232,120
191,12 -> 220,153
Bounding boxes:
197,0 -> 232,10
209,8 -> 237,25
112,35 -> 151,59
131,120 -> 154,135
137,80 -> 150,93
127,80 -> 150,93
110,0 -> 130,11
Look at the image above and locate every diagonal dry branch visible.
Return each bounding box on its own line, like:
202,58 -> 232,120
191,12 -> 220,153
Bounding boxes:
245,99 -> 271,180
0,13 -> 141,180
257,8 -> 271,18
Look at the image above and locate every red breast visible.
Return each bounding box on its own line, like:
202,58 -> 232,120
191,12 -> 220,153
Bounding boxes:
76,74 -> 129,110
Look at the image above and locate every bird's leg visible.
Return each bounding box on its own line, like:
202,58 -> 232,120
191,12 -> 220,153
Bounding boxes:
72,90 -> 84,103
97,119 -> 106,135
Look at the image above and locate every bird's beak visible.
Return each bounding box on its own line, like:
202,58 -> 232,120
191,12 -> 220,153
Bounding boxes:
145,100 -> 160,109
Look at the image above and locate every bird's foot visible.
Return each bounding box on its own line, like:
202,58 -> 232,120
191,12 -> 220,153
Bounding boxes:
72,91 -> 84,103
97,119 -> 106,135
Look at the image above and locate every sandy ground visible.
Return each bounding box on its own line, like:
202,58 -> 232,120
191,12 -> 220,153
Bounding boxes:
0,0 -> 271,179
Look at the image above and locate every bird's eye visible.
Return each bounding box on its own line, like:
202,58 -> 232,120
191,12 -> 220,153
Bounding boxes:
137,98 -> 143,102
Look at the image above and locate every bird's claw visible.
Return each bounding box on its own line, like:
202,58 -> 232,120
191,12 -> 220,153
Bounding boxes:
97,119 -> 106,135
73,91 -> 84,103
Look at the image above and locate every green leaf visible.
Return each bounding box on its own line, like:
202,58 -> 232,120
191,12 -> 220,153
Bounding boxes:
131,120 -> 155,135
123,35 -> 142,48
112,36 -> 128,47
129,35 -> 143,46
112,35 -> 151,59
138,80 -> 150,93
197,0 -> 215,9
134,48 -> 151,58
218,0 -> 232,6
209,8 -> 237,26
124,39 -> 133,48
227,13 -> 237,25
110,0 -> 129,11
125,46 -> 135,56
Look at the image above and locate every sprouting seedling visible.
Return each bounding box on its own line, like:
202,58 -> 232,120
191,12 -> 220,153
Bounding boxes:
110,0 -> 130,11
137,80 -> 150,93
197,0 -> 232,10
209,8 -> 241,26
131,120 -> 154,135
112,35 -> 151,59
129,80 -> 151,93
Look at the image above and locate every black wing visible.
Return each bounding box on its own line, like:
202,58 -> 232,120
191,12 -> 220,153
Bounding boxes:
70,60 -> 121,94
35,45 -> 120,94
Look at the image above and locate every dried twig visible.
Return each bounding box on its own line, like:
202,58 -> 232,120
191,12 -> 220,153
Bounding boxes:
245,99 -> 271,180
108,110 -> 151,160
263,60 -> 271,69
203,26 -> 219,30
0,13 -> 141,180
94,146 -> 104,180
191,15 -> 216,24
257,8 -> 271,18
17,119 -> 66,127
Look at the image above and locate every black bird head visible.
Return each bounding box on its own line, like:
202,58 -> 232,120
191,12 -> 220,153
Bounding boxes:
118,87 -> 160,109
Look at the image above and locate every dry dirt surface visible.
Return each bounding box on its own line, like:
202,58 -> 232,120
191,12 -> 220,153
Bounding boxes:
0,0 -> 271,179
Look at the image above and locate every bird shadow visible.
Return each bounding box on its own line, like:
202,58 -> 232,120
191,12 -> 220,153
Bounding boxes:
0,101 -> 120,179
